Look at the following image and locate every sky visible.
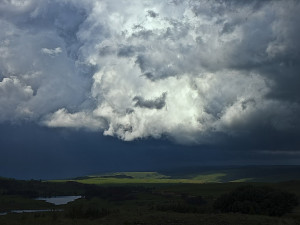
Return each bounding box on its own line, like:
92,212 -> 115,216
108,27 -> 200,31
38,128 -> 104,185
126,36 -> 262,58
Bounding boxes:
0,0 -> 300,179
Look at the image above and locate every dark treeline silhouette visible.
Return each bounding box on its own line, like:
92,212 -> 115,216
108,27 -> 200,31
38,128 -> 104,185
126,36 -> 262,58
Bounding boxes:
0,177 -> 151,200
155,203 -> 199,213
0,177 -> 86,197
214,185 -> 298,216
65,204 -> 111,219
184,195 -> 207,206
85,186 -> 151,201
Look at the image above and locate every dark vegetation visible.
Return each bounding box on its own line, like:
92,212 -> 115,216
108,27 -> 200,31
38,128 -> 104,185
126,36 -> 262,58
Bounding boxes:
1,174 -> 300,225
0,177 -> 86,197
65,202 -> 111,219
0,177 -> 149,200
85,185 -> 151,201
214,185 -> 298,216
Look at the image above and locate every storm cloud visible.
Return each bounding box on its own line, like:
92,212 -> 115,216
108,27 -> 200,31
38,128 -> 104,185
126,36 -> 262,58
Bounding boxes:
133,92 -> 167,110
0,0 -> 300,150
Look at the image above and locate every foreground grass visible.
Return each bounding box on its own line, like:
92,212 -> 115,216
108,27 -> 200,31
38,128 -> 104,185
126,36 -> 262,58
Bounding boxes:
1,208 -> 300,225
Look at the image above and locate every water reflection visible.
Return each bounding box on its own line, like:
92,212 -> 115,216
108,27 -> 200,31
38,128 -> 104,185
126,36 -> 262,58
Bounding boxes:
36,195 -> 82,205
0,209 -> 63,216
0,196 -> 82,216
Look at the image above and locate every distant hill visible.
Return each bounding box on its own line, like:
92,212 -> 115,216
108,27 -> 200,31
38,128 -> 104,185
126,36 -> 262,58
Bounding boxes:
66,165 -> 300,184
159,165 -> 300,182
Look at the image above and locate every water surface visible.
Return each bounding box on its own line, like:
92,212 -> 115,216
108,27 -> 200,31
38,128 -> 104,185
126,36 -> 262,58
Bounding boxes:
0,196 -> 82,216
0,209 -> 63,216
36,195 -> 82,205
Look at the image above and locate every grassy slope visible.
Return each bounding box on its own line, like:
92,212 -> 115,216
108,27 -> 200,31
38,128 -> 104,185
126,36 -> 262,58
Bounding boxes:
51,165 -> 300,185
51,171 -> 237,184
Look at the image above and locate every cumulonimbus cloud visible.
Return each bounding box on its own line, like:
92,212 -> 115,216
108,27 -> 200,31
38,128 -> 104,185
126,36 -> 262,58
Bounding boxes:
0,0 -> 300,145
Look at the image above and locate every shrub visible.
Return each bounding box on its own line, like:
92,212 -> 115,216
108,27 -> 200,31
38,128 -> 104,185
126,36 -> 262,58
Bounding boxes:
185,196 -> 207,205
213,185 -> 298,216
156,203 -> 198,213
65,202 -> 110,219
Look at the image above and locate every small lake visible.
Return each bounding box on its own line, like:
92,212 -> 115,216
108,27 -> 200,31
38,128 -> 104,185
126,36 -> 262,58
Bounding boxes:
0,196 -> 82,216
36,195 -> 82,205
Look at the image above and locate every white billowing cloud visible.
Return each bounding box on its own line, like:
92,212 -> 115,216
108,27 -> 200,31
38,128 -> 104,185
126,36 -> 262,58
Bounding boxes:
0,5 -> 91,120
0,0 -> 299,144
0,77 -> 34,120
44,108 -> 104,131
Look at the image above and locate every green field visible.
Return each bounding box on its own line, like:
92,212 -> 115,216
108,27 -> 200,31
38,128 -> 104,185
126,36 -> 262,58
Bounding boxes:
51,165 -> 300,185
50,171 -> 225,185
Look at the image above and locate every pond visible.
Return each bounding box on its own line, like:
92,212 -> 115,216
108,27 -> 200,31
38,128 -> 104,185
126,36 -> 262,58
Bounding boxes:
0,196 -> 82,216
36,195 -> 82,205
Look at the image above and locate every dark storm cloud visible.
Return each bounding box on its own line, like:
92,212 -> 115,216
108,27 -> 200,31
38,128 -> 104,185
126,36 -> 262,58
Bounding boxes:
143,72 -> 155,81
0,0 -> 299,151
133,92 -> 167,110
99,46 -> 114,56
118,46 -> 136,57
135,54 -> 178,81
132,30 -> 154,40
190,0 -> 300,106
2,122 -> 299,179
135,55 -> 148,72
117,45 -> 146,58
220,22 -> 237,34
147,10 -> 159,18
